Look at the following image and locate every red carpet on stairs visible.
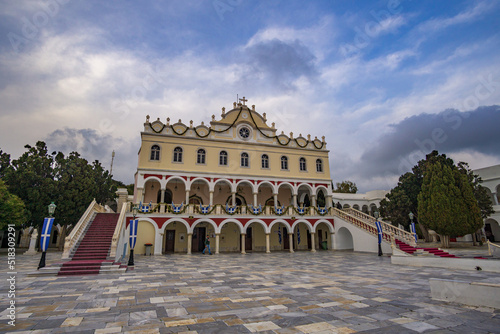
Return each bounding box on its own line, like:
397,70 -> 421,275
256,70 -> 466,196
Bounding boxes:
58,213 -> 120,276
395,239 -> 458,258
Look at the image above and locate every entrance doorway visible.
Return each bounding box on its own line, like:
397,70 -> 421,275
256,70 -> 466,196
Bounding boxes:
244,227 -> 252,251
307,230 -> 312,250
164,230 -> 175,253
192,227 -> 206,252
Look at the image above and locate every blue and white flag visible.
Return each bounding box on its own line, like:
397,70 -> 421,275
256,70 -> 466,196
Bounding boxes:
410,222 -> 417,243
297,227 -> 301,245
375,221 -> 383,244
40,217 -> 55,252
318,206 -> 327,215
275,205 -> 285,215
226,203 -> 236,214
200,204 -> 211,214
278,226 -> 282,244
251,204 -> 262,214
171,202 -> 183,213
296,206 -> 305,214
129,219 -> 138,250
140,201 -> 152,213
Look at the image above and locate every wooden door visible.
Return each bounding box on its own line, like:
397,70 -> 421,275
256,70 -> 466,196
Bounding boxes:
191,227 -> 206,252
165,230 -> 175,253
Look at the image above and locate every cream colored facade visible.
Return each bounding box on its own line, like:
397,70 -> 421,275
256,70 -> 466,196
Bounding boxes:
130,99 -> 335,255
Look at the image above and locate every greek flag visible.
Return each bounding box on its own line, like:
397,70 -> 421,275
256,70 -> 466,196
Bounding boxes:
410,222 -> 418,243
251,204 -> 262,214
200,204 -> 210,214
140,201 -> 151,213
375,220 -> 383,244
318,206 -> 327,214
129,219 -> 138,250
40,217 -> 54,252
275,205 -> 285,215
226,203 -> 236,214
278,226 -> 282,244
172,202 -> 183,213
297,227 -> 301,245
296,206 -> 305,214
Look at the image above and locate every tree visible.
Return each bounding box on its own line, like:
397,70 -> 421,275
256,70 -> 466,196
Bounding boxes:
418,160 -> 483,248
0,149 -> 11,179
0,180 -> 27,229
3,142 -> 57,229
333,180 -> 357,193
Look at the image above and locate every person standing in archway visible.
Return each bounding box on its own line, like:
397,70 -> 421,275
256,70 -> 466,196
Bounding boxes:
202,235 -> 212,255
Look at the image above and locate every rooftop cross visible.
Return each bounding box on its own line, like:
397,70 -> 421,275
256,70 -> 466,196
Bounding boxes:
239,96 -> 248,105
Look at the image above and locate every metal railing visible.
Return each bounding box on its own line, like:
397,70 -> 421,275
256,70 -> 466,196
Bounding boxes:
62,199 -> 105,259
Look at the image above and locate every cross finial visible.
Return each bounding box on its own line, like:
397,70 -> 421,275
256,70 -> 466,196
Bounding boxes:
239,96 -> 248,105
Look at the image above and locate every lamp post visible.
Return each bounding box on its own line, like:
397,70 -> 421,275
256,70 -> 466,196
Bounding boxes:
128,205 -> 139,266
374,211 -> 383,256
38,202 -> 56,270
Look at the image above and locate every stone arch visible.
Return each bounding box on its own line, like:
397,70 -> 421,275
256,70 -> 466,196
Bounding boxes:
336,226 -> 354,250
362,205 -> 369,214
132,219 -> 158,255
269,219 -> 292,234
370,203 -> 377,215
144,178 -> 162,203
244,219 -> 268,234
291,219 -> 314,232
257,181 -> 276,194
159,218 -> 190,234
188,177 -> 210,191
235,179 -> 255,194
192,219 -> 219,234
353,204 -> 360,210
219,218 -> 245,234
314,219 -> 334,233
485,218 -> 500,243
343,204 -> 351,209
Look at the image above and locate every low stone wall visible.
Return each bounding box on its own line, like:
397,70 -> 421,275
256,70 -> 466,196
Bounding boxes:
391,255 -> 500,273
430,278 -> 500,309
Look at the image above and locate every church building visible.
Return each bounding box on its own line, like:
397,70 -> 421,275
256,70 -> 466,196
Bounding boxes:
128,98 -> 335,255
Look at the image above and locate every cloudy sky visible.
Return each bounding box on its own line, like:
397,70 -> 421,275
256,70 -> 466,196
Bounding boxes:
1,0 -> 499,192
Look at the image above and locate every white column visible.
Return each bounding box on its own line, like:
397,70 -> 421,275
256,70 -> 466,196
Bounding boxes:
326,195 -> 332,208
187,233 -> 192,255
311,195 -> 317,207
154,232 -> 163,255
310,232 -> 316,252
209,191 -> 214,206
253,192 -> 258,206
288,233 -> 294,253
292,194 -> 298,207
215,233 -> 220,254
232,192 -> 236,206
273,193 -> 278,206
241,234 -> 246,254
265,233 -> 270,253
160,189 -> 165,203
185,190 -> 190,204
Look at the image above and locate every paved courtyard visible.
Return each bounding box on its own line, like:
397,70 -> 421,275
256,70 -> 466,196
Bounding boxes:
1,250 -> 499,333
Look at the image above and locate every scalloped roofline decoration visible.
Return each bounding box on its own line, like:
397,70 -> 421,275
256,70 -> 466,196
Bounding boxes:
144,98 -> 326,150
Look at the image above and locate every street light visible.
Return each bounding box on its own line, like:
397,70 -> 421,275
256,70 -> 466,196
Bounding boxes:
374,211 -> 383,256
48,202 -> 56,217
38,202 -> 56,270
128,205 -> 139,266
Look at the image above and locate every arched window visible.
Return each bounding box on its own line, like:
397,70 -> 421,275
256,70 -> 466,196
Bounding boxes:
316,159 -> 323,172
173,147 -> 183,162
281,156 -> 288,170
261,154 -> 269,169
150,145 -> 160,161
219,151 -> 228,166
197,148 -> 206,164
241,152 -> 249,167
299,157 -> 307,171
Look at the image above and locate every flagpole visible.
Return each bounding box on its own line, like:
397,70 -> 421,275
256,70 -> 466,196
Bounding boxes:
374,211 -> 383,256
128,206 -> 139,266
38,202 -> 56,270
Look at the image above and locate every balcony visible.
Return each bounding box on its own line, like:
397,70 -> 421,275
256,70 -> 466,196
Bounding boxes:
128,203 -> 332,218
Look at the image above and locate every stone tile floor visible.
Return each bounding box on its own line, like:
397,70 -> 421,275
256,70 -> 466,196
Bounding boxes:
1,250 -> 499,333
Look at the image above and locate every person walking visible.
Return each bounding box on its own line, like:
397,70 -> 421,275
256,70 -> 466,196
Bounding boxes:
202,235 -> 212,255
